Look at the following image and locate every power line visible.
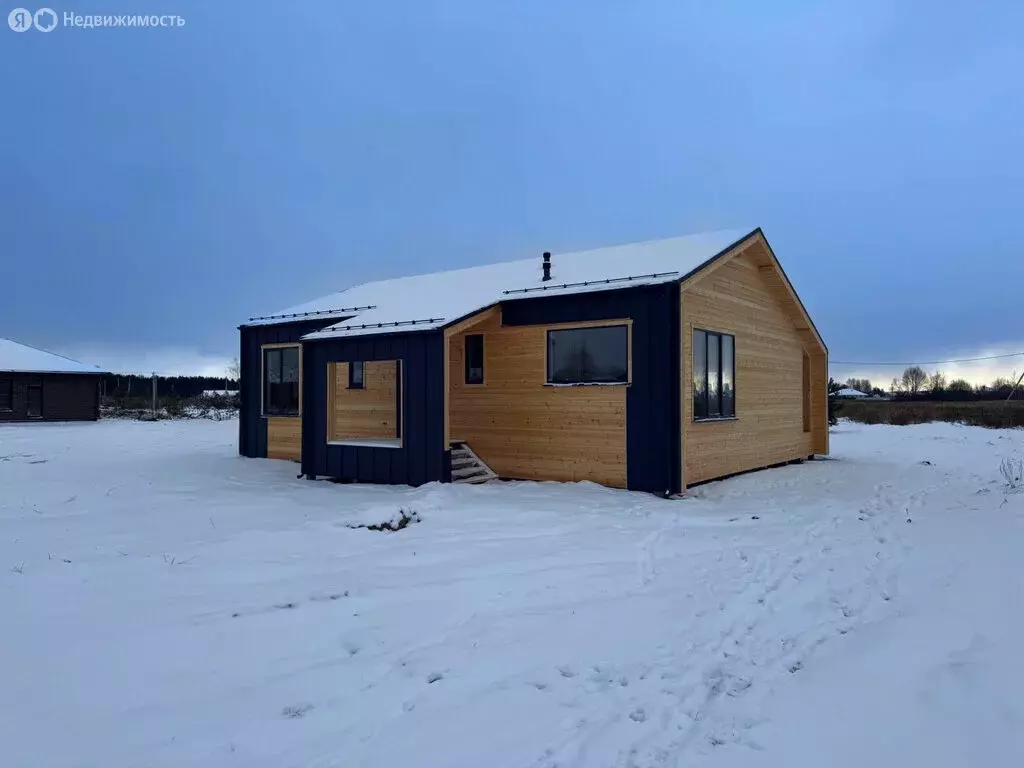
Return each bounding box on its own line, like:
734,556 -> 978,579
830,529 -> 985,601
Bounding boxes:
831,351 -> 1024,366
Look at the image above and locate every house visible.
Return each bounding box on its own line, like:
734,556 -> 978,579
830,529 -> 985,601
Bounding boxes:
0,337 -> 105,422
834,387 -> 869,399
238,227 -> 828,494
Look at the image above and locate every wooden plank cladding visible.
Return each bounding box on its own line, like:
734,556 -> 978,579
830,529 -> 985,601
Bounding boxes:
267,417 -> 302,461
447,310 -> 627,488
327,361 -> 400,441
681,240 -> 826,486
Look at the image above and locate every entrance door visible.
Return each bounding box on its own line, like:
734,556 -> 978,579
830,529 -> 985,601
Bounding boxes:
26,384 -> 42,418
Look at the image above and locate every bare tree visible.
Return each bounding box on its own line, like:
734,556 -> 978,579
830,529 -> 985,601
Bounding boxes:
900,366 -> 928,395
227,357 -> 241,383
845,377 -> 873,394
947,378 -> 973,393
927,370 -> 947,393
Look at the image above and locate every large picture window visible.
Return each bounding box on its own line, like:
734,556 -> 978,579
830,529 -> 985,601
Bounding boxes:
547,325 -> 628,385
263,346 -> 300,416
0,379 -> 12,411
693,329 -> 735,420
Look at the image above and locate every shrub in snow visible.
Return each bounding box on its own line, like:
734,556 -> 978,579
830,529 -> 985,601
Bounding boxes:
346,508 -> 421,532
1001,457 -> 1023,492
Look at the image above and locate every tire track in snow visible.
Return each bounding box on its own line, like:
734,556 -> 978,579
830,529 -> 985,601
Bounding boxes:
533,482 -> 922,768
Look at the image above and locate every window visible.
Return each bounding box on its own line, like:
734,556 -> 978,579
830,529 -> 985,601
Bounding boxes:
348,361 -> 364,389
802,353 -> 811,432
465,334 -> 484,384
693,329 -> 736,420
0,379 -> 12,411
547,325 -> 628,385
26,384 -> 42,419
263,346 -> 300,416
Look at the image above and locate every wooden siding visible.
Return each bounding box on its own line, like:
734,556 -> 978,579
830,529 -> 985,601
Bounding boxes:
266,417 -> 301,460
327,361 -> 399,440
447,310 -> 628,488
681,242 -> 826,486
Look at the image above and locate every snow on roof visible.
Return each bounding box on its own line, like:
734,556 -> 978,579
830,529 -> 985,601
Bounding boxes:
245,228 -> 755,340
835,387 -> 869,398
0,338 -> 105,374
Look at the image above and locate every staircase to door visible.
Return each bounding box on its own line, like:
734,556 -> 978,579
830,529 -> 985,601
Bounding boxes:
450,441 -> 498,484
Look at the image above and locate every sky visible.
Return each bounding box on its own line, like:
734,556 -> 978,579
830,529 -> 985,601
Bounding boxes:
1,0 -> 1021,383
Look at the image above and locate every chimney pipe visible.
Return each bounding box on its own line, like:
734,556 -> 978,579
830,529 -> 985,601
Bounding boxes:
542,251 -> 551,282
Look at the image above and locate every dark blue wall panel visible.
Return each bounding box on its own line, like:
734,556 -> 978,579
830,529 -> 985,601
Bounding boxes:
502,283 -> 681,494
301,330 -> 447,487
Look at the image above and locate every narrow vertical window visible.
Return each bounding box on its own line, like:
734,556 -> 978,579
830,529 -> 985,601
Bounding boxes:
721,334 -> 735,417
465,334 -> 484,384
707,333 -> 721,417
692,330 -> 707,419
802,353 -> 811,432
262,346 -> 300,416
349,361 -> 364,389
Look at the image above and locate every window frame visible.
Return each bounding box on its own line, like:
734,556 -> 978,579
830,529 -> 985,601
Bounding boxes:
545,323 -> 630,386
261,344 -> 301,417
0,378 -> 12,412
464,334 -> 484,385
692,328 -> 736,422
348,360 -> 364,390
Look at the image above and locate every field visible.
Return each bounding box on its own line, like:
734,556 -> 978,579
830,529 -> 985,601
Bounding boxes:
841,398 -> 1024,428
2,419 -> 1023,767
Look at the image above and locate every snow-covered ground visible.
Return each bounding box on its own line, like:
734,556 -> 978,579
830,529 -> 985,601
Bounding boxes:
1,420 -> 1022,768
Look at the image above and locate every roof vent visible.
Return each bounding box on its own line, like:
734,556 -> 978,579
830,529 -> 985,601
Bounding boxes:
542,252 -> 551,282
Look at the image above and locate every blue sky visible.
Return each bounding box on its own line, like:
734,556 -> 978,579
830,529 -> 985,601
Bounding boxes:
1,0 -> 1021,383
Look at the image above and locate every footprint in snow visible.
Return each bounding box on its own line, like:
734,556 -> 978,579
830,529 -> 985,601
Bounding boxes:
341,640 -> 360,656
426,671 -> 444,684
281,703 -> 314,719
557,665 -> 576,678
629,707 -> 647,723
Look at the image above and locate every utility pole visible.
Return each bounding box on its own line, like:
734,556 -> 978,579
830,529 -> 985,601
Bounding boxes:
152,373 -> 158,416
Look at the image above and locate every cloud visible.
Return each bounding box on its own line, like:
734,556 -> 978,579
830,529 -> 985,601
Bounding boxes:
832,343 -> 1024,389
56,344 -> 234,378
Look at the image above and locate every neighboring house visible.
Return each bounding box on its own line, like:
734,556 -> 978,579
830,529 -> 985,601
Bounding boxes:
239,227 -> 828,494
0,338 -> 105,422
834,387 -> 869,399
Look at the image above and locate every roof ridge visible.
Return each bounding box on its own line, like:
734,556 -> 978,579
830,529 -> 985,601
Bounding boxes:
320,229 -> 748,291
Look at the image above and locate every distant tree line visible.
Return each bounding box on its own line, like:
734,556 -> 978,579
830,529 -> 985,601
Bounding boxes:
839,368 -> 1022,402
101,374 -> 239,399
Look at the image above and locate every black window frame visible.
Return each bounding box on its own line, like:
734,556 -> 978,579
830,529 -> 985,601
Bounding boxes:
464,334 -> 484,385
262,346 -> 300,417
0,379 -> 13,412
546,324 -> 629,385
26,383 -> 43,419
348,361 -> 364,389
693,328 -> 736,421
